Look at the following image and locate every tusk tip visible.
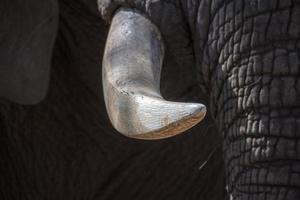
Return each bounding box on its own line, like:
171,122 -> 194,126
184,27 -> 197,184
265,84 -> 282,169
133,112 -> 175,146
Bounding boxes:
126,101 -> 207,140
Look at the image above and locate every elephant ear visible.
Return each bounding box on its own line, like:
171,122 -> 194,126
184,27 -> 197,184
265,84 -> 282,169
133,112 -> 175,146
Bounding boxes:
0,0 -> 59,104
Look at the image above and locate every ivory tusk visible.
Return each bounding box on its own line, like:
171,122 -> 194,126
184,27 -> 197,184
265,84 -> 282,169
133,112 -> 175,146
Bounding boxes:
102,8 -> 206,139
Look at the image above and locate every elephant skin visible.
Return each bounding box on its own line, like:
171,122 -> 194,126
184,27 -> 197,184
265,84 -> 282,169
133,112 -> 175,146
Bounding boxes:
0,0 -> 223,199
100,0 -> 300,199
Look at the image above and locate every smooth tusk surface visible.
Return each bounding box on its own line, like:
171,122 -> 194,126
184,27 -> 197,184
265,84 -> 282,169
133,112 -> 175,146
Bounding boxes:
102,8 -> 206,139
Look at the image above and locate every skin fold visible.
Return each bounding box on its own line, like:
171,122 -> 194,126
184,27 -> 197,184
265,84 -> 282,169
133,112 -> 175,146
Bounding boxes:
100,0 -> 300,199
0,0 -> 223,199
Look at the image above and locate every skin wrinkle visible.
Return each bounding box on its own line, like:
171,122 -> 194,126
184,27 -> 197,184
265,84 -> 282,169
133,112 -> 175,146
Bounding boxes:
207,1 -> 300,199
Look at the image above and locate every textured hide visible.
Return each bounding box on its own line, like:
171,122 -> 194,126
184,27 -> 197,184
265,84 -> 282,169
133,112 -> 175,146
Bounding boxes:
0,0 -> 224,199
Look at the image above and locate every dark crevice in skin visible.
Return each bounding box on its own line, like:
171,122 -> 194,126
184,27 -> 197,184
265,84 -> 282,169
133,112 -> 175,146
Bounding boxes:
287,1 -> 295,40
222,108 -> 300,139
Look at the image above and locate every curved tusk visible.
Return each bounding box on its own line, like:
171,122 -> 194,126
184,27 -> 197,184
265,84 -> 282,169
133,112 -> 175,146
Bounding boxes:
102,8 -> 206,140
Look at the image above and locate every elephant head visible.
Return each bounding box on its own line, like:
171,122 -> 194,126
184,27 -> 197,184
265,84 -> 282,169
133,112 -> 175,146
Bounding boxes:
1,0 -> 299,199
100,0 -> 300,199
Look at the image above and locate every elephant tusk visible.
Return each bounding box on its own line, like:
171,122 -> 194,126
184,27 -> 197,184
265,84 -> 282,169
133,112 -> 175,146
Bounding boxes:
102,8 -> 206,140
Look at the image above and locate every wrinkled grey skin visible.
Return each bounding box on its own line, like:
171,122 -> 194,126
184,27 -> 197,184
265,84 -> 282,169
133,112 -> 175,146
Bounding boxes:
1,0 -> 299,199
0,0 -> 223,200
99,0 -> 300,200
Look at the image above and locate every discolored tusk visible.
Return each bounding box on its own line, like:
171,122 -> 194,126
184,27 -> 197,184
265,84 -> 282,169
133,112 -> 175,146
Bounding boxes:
102,8 -> 206,140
